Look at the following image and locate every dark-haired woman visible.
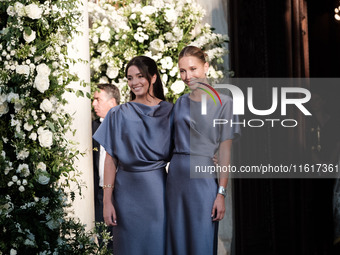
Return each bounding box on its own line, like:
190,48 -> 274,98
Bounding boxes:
93,56 -> 173,255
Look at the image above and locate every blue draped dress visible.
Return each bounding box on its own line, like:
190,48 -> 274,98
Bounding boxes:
166,93 -> 240,255
93,101 -> 173,255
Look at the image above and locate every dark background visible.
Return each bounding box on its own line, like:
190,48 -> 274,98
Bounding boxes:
228,0 -> 340,254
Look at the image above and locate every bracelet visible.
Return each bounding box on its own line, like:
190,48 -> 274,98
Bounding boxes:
218,186 -> 226,197
103,184 -> 114,189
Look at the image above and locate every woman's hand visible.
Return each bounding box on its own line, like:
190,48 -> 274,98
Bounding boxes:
211,194 -> 226,221
103,201 -> 117,226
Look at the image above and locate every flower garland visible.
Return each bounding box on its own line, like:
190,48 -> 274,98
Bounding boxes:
88,0 -> 230,102
0,0 -> 109,254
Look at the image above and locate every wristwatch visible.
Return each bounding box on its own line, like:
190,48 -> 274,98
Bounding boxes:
218,186 -> 226,197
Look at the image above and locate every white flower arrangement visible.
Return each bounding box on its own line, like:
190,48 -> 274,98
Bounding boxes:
88,0 -> 230,102
0,0 -> 110,254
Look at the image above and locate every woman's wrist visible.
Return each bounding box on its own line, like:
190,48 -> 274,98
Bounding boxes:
217,186 -> 226,197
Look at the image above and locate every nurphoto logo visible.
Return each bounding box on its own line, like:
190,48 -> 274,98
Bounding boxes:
198,82 -> 312,128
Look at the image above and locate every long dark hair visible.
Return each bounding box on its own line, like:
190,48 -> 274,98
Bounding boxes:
125,56 -> 165,101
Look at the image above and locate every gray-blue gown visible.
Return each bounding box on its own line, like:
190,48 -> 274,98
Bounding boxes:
166,93 -> 240,255
93,101 -> 173,255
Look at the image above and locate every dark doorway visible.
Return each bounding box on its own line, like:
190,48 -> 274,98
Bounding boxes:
228,0 -> 340,254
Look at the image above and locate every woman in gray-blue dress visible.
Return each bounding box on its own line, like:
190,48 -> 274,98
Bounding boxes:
166,46 -> 240,255
93,56 -> 173,255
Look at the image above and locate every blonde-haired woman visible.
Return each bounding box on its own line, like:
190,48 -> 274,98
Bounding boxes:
166,46 -> 240,255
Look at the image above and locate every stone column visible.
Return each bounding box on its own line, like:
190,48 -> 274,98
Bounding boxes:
64,0 -> 94,231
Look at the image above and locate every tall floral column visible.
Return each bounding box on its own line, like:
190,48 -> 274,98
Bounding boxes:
0,0 -> 105,254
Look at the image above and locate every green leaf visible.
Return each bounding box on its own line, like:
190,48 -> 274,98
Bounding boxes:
75,90 -> 84,97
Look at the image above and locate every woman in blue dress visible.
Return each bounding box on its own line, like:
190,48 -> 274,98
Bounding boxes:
93,56 -> 173,255
166,46 -> 240,255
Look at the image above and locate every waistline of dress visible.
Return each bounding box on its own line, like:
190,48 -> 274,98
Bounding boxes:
117,165 -> 166,173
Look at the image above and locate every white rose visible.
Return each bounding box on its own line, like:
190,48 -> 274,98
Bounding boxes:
40,99 -> 53,113
38,129 -> 53,148
171,80 -> 185,95
23,30 -> 36,43
24,123 -> 33,131
29,132 -> 37,141
25,3 -> 43,19
12,175 -> 18,182
14,2 -> 25,17
37,162 -> 47,171
16,64 -> 30,77
106,66 -> 119,79
37,174 -> 50,185
7,6 -> 15,16
8,181 -> 14,187
36,63 -> 51,76
34,75 -> 50,93
149,39 -> 165,53
18,186 -> 25,192
22,179 -> 27,185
